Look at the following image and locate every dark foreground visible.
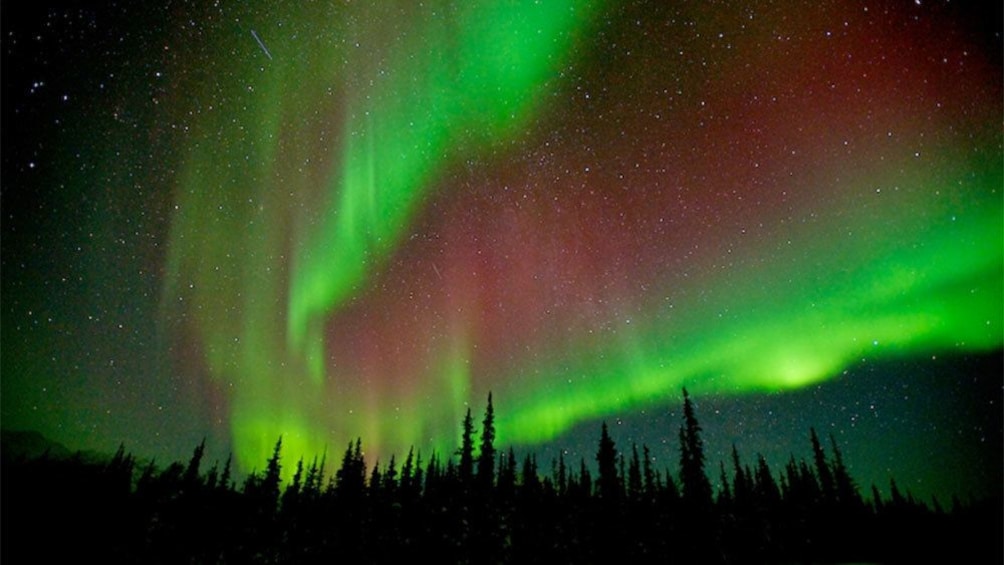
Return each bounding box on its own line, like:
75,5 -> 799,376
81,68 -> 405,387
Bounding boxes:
2,395 -> 1000,563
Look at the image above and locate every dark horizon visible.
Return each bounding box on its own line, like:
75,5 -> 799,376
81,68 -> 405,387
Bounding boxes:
3,389 -> 1000,564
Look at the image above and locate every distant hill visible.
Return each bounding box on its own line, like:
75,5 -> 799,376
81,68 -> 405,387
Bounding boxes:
1,429 -> 74,460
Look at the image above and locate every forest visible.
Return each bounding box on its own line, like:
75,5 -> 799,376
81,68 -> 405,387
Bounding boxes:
2,390 -> 999,564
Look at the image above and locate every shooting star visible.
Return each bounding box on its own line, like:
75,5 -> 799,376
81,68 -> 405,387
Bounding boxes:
250,29 -> 273,61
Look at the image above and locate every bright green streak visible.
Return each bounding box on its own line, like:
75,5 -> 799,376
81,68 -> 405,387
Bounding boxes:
496,157 -> 1003,444
164,1 -> 601,474
287,1 -> 599,382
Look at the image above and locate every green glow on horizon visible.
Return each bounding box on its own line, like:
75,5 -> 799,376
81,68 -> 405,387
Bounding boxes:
495,162 -> 1003,444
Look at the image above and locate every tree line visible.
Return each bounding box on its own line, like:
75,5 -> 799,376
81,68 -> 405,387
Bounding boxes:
2,389 -> 999,564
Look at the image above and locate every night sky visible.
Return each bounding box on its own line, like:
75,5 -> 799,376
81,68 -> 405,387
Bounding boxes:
3,1 -> 1001,504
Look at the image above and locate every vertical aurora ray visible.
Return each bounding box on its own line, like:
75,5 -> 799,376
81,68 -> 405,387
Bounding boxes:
287,1 -> 600,380
164,1 -> 602,471
160,0 -> 1002,474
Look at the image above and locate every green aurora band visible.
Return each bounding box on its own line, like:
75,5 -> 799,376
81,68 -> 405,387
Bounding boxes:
495,163 -> 1003,444
161,1 -> 1003,472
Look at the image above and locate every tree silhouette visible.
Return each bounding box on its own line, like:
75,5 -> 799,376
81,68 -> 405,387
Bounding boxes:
382,455 -> 398,496
731,445 -> 752,509
596,422 -> 620,501
578,458 -> 593,500
218,453 -> 233,492
628,443 -> 643,501
679,388 -> 712,513
811,427 -> 835,503
497,447 -> 517,501
871,483 -> 884,513
458,407 -> 476,488
754,454 -> 781,507
640,445 -> 655,499
182,437 -> 206,490
335,438 -> 366,501
282,457 -> 304,511
717,461 -> 732,506
2,392 -> 993,564
369,459 -> 384,498
829,434 -> 861,507
477,393 -> 496,492
399,447 -> 418,502
260,437 -> 283,511
555,450 -> 568,497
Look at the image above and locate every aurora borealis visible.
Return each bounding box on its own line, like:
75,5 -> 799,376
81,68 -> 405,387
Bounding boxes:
3,1 -> 1001,502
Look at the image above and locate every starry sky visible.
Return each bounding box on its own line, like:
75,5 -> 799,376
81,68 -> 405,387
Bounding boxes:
3,1 -> 1001,503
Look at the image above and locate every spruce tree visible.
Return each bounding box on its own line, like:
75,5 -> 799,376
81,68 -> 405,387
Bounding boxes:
679,388 -> 712,512
754,454 -> 780,506
829,434 -> 861,507
717,461 -> 732,506
871,484 -> 884,512
520,454 -> 540,493
497,447 -> 517,501
476,393 -> 496,491
810,428 -> 835,502
281,458 -> 304,512
628,444 -> 643,501
219,454 -> 233,492
578,458 -> 592,499
458,408 -> 476,487
335,439 -> 366,501
369,461 -> 383,498
642,445 -> 656,499
400,447 -> 416,497
731,445 -> 751,507
183,438 -> 206,489
556,451 -> 568,496
302,455 -> 322,501
382,455 -> 398,496
596,422 -> 620,501
260,437 -> 283,511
